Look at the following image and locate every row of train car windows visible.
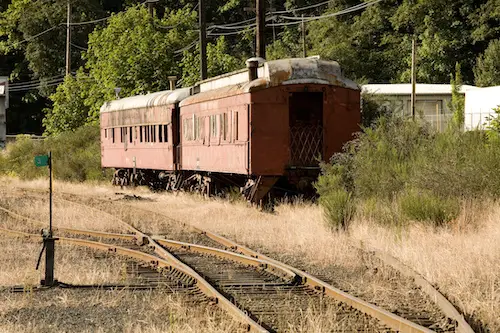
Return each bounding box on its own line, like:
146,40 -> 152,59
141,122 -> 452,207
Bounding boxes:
183,112 -> 238,141
104,125 -> 169,144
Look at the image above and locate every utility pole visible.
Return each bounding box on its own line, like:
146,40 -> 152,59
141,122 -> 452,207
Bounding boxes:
148,1 -> 154,17
199,0 -> 207,80
66,0 -> 71,76
256,0 -> 265,58
301,14 -> 306,58
411,37 -> 416,120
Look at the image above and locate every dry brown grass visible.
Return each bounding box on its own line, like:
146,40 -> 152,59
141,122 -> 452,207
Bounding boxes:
127,192 -> 499,332
1,178 -> 498,331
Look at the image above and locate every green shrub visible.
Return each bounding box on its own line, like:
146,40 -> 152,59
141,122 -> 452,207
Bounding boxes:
399,190 -> 460,227
319,189 -> 355,231
317,114 -> 500,229
1,125 -> 108,182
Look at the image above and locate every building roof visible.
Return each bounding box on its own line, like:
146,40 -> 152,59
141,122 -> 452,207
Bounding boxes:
100,88 -> 190,113
362,84 -> 477,95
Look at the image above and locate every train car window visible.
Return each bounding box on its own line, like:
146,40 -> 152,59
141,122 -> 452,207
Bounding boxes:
224,113 -> 228,140
209,116 -> 214,137
104,129 -> 107,139
158,125 -> 163,143
193,115 -> 198,140
153,125 -> 157,142
146,126 -> 150,142
112,128 -> 115,143
139,126 -> 143,142
199,117 -> 205,141
233,112 -> 238,141
164,125 -> 168,142
129,127 -> 133,143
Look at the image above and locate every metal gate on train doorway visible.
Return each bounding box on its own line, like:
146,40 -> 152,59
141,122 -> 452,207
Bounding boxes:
289,92 -> 323,167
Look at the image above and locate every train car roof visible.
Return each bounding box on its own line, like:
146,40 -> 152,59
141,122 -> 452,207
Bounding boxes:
100,88 -> 190,113
180,57 -> 358,106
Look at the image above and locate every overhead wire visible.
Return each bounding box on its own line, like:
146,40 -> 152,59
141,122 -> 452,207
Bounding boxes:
70,42 -> 88,51
268,0 -> 383,27
9,75 -> 66,87
270,0 -> 335,15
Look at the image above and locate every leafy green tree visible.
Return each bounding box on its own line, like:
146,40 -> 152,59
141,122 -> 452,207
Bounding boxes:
43,70 -> 94,135
309,0 -> 405,82
44,5 -> 197,134
180,37 -> 243,87
474,39 -> 500,87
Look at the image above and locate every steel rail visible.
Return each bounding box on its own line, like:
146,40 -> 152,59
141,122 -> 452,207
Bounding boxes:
5,190 -> 472,332
0,227 -> 268,333
361,248 -> 475,333
152,237 -> 297,282
185,226 -> 436,333
51,196 -> 435,333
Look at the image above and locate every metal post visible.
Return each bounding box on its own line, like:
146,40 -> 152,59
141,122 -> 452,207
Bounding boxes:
300,15 -> 307,58
44,151 -> 55,286
256,0 -> 266,58
411,37 -> 416,120
49,151 -> 52,235
199,0 -> 207,80
66,0 -> 71,76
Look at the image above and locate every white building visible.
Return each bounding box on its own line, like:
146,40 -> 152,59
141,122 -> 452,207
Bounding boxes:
0,77 -> 7,148
362,84 -> 476,131
464,86 -> 500,130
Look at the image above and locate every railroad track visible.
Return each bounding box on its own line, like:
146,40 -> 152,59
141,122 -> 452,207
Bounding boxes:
0,190 -> 474,332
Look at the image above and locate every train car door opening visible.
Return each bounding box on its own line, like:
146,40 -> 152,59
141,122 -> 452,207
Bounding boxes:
288,92 -> 323,167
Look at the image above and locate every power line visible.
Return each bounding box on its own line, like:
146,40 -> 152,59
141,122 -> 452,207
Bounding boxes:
9,75 -> 66,87
15,25 -> 63,46
270,0 -> 335,15
70,42 -> 88,51
69,16 -> 109,26
269,0 -> 382,27
174,39 -> 199,54
207,28 -> 255,36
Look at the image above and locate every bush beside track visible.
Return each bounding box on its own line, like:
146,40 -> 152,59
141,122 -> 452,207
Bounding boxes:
0,125 -> 110,182
316,115 -> 500,229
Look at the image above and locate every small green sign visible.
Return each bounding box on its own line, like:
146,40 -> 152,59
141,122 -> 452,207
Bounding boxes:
34,155 -> 49,167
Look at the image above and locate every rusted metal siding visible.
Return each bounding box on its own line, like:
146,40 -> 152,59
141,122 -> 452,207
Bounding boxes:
100,105 -> 176,170
249,86 -> 289,175
249,84 -> 360,175
325,86 -> 360,157
179,93 -> 251,174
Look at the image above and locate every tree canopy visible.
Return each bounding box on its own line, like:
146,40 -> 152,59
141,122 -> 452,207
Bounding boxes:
2,0 -> 500,134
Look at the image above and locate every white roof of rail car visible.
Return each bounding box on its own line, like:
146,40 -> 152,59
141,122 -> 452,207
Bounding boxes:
362,84 -> 477,95
100,88 -> 190,113
195,57 -> 359,93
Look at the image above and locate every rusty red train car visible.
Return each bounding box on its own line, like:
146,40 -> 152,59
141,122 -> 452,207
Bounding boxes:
100,57 -> 360,202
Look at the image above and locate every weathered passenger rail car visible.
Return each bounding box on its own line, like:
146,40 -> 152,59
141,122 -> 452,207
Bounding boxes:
100,57 -> 360,203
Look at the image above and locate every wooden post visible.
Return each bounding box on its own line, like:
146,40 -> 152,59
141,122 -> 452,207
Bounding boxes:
301,15 -> 306,58
256,0 -> 265,58
411,37 -> 416,120
66,1 -> 71,76
199,0 -> 207,80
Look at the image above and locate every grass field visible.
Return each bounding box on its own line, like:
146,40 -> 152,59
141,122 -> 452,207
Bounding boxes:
0,178 -> 498,332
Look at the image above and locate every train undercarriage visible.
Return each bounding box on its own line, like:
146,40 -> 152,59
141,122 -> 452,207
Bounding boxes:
111,168 -> 320,205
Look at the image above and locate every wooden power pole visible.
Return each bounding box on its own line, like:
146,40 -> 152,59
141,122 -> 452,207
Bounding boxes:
256,0 -> 265,58
301,15 -> 306,58
66,0 -> 71,76
199,0 -> 207,80
411,37 -> 416,120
